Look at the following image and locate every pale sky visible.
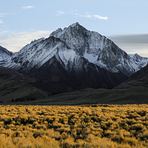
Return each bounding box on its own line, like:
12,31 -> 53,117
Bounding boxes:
0,0 -> 148,56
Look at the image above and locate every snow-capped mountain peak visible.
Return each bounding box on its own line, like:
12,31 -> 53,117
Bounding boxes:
1,23 -> 148,76
50,23 -> 148,75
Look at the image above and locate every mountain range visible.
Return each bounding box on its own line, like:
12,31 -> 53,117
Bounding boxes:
0,23 -> 148,104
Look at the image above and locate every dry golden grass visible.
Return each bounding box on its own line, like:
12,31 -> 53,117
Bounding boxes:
0,105 -> 147,148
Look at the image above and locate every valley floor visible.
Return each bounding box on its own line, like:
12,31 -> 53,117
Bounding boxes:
0,105 -> 147,148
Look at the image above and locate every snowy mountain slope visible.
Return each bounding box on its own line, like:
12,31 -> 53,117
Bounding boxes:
130,54 -> 148,70
10,37 -> 81,71
50,23 -> 148,75
0,46 -> 12,66
1,23 -> 148,76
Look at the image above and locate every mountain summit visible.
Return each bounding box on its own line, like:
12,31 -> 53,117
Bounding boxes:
2,23 -> 147,76
0,23 -> 148,94
50,23 -> 148,75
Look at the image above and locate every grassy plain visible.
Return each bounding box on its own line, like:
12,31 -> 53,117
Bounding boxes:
0,105 -> 147,148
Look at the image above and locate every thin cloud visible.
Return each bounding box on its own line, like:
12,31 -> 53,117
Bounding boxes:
76,13 -> 109,21
22,5 -> 34,10
56,10 -> 65,16
111,34 -> 148,57
0,31 -> 51,52
93,15 -> 108,20
56,10 -> 109,21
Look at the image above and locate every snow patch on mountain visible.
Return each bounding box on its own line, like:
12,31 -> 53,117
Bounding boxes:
0,46 -> 12,66
84,52 -> 98,64
58,49 -> 77,65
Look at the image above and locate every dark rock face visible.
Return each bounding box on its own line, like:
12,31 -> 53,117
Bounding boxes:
29,56 -> 127,94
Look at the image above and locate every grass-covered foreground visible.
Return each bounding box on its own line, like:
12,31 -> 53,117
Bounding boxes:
0,105 -> 147,148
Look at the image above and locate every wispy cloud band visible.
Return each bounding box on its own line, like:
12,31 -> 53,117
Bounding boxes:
77,14 -> 108,21
22,5 -> 34,10
56,10 -> 109,21
0,31 -> 50,52
56,10 -> 65,16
